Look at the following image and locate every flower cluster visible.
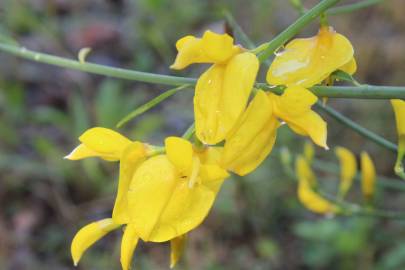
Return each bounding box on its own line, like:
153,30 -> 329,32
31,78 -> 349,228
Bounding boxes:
67,26 -> 397,269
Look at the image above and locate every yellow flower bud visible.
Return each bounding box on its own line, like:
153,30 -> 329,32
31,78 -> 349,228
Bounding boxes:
267,26 -> 355,87
335,146 -> 357,198
296,156 -> 338,214
361,151 -> 376,200
222,90 -> 279,175
391,99 -> 405,178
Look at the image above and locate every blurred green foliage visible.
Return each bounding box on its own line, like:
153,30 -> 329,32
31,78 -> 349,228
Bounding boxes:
1,0 -> 405,269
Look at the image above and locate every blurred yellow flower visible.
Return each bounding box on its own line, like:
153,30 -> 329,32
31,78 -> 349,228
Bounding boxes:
268,86 -> 328,149
171,30 -> 259,144
391,99 -> 405,178
267,26 -> 355,87
296,156 -> 338,214
335,146 -> 357,198
361,151 -> 376,201
303,141 -> 315,164
127,136 -> 229,242
221,90 -> 279,176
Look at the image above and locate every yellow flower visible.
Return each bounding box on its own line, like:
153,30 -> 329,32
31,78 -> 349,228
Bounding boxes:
335,146 -> 357,198
391,99 -> 405,178
171,30 -> 260,144
65,127 -> 148,224
267,26 -> 355,87
296,156 -> 339,214
268,86 -> 328,149
221,90 -> 279,176
361,151 -> 376,201
127,136 -> 229,242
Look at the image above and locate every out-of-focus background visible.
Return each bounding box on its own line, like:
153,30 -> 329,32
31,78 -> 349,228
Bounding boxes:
1,0 -> 405,269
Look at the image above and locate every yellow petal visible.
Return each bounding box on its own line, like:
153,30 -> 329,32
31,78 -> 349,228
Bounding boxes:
72,127 -> 132,161
194,52 -> 259,144
277,86 -> 317,116
165,137 -> 193,174
222,90 -> 279,175
269,87 -> 328,149
128,154 -> 226,242
121,225 -> 139,270
112,142 -> 147,224
170,30 -> 241,70
170,234 -> 187,268
335,146 -> 357,198
339,57 -> 357,75
361,151 -> 376,200
296,156 -> 338,214
127,155 -> 177,241
71,218 -> 120,266
64,143 -> 100,160
201,30 -> 240,63
267,26 -> 354,87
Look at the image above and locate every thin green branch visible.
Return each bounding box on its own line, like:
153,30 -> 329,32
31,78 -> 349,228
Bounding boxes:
326,0 -> 383,16
0,43 -> 195,86
317,102 -> 397,152
116,84 -> 190,128
319,190 -> 405,219
312,159 -> 405,191
2,42 -> 405,99
257,0 -> 341,62
223,10 -> 255,50
182,123 -> 196,140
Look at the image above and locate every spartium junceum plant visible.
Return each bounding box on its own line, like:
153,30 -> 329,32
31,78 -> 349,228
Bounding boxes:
1,1 -> 403,269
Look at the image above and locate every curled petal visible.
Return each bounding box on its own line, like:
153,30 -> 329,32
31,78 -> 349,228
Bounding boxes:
222,90 -> 279,175
194,52 -> 259,144
71,219 -> 120,266
335,146 -> 357,198
64,143 -> 101,160
121,225 -> 139,270
339,57 -> 357,75
170,30 -> 240,70
112,142 -> 147,224
361,151 -> 376,200
170,235 -> 187,268
267,26 -> 354,87
165,137 -> 193,174
269,87 -> 328,149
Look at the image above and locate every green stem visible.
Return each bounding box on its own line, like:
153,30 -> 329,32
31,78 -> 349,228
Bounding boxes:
182,123 -> 196,140
223,10 -> 256,50
317,102 -> 397,152
326,0 -> 383,15
0,43 -> 195,86
257,0 -> 341,62
116,84 -> 190,128
2,42 -> 405,99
